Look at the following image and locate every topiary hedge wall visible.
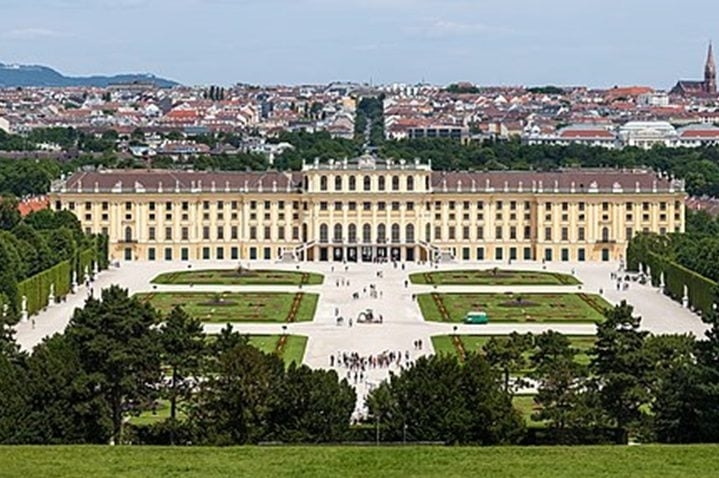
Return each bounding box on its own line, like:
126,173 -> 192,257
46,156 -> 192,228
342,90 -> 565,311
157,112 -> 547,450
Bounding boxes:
76,247 -> 94,280
94,234 -> 109,270
16,260 -> 72,317
629,240 -> 717,318
660,257 -> 717,318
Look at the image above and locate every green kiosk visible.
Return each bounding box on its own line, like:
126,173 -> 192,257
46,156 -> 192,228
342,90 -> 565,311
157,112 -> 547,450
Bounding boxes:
464,311 -> 488,324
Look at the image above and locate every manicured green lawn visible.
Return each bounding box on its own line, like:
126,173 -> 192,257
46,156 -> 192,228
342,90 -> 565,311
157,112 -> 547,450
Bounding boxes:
282,335 -> 308,366
136,292 -> 318,323
248,335 -> 281,353
410,269 -> 580,286
418,293 -> 610,323
247,335 -> 307,367
152,269 -> 324,285
513,394 -> 544,426
129,400 -> 176,426
430,335 -> 456,356
1,445 -> 717,478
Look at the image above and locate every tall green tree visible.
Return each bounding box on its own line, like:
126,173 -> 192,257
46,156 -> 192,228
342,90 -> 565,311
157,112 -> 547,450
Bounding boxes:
482,332 -> 533,393
266,364 -> 355,443
190,340 -> 284,445
66,285 -> 161,444
0,354 -> 28,443
0,196 -> 20,231
12,222 -> 54,275
159,306 -> 205,429
530,331 -> 602,433
22,335 -> 111,444
367,353 -> 524,444
591,301 -> 650,434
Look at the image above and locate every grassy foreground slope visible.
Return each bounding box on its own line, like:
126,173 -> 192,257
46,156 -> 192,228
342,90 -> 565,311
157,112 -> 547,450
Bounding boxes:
0,445 -> 717,478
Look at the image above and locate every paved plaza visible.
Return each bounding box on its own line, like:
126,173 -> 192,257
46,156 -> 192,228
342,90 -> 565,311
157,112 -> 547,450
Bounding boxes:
13,259 -> 710,418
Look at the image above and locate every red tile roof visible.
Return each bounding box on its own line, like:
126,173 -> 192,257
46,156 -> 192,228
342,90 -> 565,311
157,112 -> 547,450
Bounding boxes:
18,197 -> 49,216
679,129 -> 719,138
559,129 -> 614,139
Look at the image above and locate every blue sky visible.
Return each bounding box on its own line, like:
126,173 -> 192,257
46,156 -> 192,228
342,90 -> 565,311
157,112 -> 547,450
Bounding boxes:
1,0 -> 718,88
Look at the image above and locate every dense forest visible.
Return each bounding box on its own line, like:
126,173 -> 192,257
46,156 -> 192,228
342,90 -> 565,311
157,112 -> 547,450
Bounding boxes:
1,294 -> 718,445
5,129 -> 719,198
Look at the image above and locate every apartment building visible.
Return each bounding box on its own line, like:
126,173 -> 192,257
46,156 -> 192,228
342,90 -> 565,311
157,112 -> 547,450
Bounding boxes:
50,155 -> 685,264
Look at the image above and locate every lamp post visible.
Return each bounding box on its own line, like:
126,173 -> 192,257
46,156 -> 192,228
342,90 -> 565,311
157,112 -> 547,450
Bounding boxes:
282,325 -> 288,336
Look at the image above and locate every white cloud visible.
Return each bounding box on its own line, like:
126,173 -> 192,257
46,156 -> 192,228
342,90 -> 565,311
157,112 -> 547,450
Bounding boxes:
3,28 -> 65,40
406,19 -> 516,38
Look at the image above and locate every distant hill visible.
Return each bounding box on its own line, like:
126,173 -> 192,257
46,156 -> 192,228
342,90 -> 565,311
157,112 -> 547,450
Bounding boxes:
0,63 -> 179,88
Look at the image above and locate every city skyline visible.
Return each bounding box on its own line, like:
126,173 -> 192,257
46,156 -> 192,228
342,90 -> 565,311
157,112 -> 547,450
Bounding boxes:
1,0 -> 719,88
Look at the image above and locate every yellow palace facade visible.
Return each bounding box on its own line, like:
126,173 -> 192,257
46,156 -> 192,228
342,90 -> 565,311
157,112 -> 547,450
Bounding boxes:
50,156 -> 685,264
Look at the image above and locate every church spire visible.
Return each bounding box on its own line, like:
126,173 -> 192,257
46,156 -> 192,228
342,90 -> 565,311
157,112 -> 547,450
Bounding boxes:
706,41 -> 717,95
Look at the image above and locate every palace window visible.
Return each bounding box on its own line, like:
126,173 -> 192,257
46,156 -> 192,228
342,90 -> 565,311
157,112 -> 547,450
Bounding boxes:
406,224 -> 415,243
363,224 -> 372,243
391,224 -> 400,243
320,224 -> 329,243
377,224 -> 386,242
333,224 -> 343,242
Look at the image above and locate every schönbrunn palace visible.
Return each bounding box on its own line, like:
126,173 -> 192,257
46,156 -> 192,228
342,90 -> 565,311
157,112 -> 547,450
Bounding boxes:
50,155 -> 686,264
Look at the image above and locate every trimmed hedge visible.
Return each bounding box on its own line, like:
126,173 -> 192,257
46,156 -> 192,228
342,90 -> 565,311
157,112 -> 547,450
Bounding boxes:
12,237 -> 108,319
76,247 -> 94,281
16,260 -> 72,317
628,235 -> 717,318
94,234 -> 109,270
661,256 -> 716,317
